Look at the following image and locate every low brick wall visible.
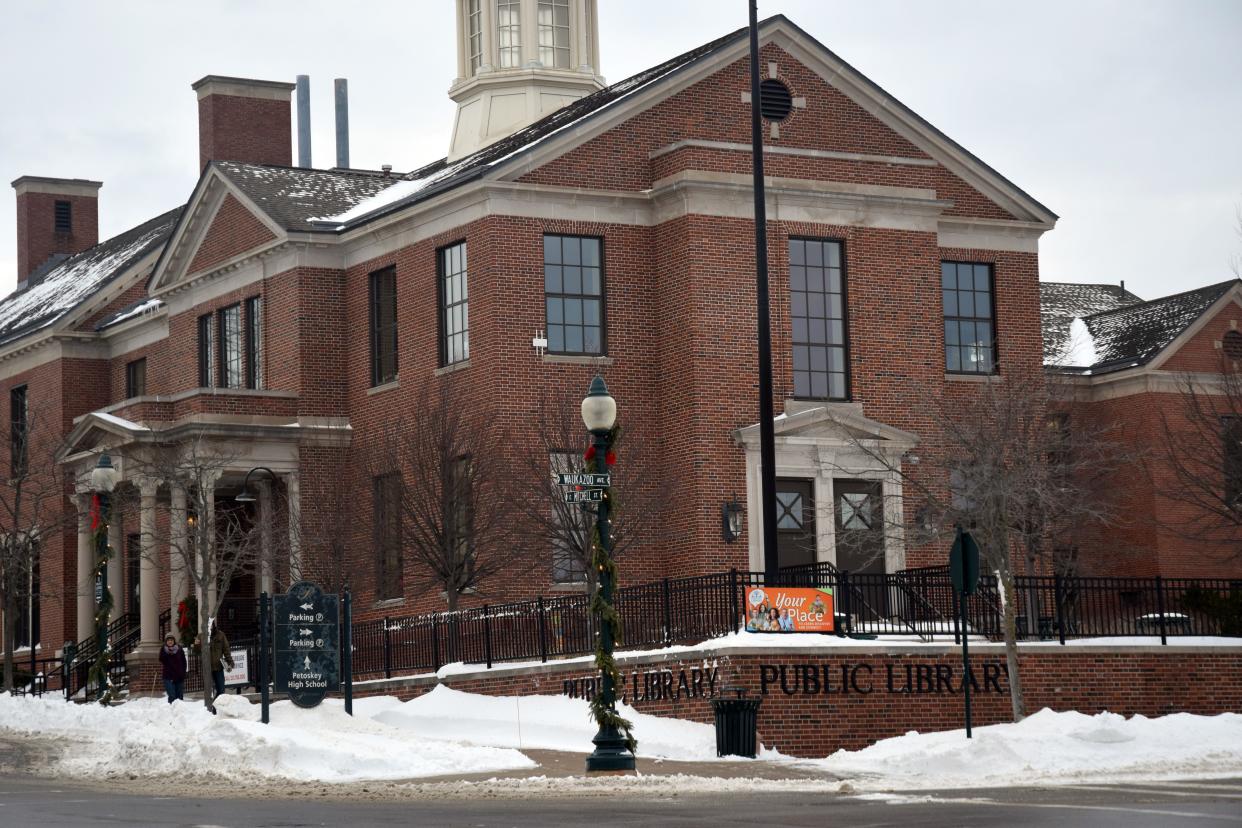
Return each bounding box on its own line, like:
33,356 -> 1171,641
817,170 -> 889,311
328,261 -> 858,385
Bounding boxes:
338,641 -> 1242,758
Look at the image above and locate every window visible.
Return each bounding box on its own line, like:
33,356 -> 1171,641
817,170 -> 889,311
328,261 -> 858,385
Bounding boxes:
373,473 -> 403,600
369,267 -> 398,386
550,451 -> 588,583
245,296 -> 263,390
125,358 -> 146,399
467,0 -> 483,74
544,235 -> 603,355
218,304 -> 243,389
1225,417 -> 1242,510
446,456 -> 473,565
439,242 -> 470,366
54,200 -> 71,233
537,0 -> 570,68
12,548 -> 38,651
197,314 -> 214,388
497,0 -> 522,68
10,385 -> 27,478
942,261 -> 996,374
789,238 -> 848,400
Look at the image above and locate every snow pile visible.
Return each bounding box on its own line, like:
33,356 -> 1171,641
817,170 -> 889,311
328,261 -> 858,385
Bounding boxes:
377,685 -> 718,760
0,693 -> 534,783
809,708 -> 1242,790
1064,317 -> 1098,367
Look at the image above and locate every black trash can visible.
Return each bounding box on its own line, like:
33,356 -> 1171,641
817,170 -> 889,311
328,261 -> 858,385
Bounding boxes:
710,687 -> 762,758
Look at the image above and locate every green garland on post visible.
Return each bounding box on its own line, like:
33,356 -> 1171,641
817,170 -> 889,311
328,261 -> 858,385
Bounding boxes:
86,494 -> 116,704
584,424 -> 637,754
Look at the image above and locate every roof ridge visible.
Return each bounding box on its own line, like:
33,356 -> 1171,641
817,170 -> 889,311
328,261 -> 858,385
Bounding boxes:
1084,277 -> 1238,321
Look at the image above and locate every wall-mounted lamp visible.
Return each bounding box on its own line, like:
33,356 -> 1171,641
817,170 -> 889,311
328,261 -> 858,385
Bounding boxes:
722,496 -> 744,543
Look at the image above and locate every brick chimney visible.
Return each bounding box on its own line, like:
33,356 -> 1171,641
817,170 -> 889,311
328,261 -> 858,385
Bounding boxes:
192,76 -> 296,172
11,176 -> 102,282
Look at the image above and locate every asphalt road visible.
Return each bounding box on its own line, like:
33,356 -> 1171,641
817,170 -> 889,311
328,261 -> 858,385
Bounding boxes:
2,775 -> 1241,827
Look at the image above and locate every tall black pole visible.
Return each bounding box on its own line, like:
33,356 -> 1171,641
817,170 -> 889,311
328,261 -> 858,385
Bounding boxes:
342,586 -> 353,717
749,1 -> 779,583
259,591 -> 270,724
586,425 -> 635,772
93,491 -> 112,703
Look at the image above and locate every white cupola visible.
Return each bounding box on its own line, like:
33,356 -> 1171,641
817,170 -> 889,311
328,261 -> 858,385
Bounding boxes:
448,0 -> 604,160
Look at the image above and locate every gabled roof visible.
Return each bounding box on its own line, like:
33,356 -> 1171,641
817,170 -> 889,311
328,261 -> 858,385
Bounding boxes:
212,162 -> 400,232
1044,278 -> 1240,374
0,207 -> 181,348
307,14 -> 1056,231
1040,281 -> 1143,365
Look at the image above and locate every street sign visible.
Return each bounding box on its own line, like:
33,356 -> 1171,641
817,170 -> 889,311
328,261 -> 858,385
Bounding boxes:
949,528 -> 981,596
563,489 -> 605,503
556,472 -> 610,487
272,581 -> 339,708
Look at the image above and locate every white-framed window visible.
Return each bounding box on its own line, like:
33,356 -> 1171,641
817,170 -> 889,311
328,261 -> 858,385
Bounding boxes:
537,0 -> 570,68
497,0 -> 522,68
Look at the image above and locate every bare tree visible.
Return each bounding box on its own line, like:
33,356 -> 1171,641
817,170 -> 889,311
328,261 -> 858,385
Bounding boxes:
828,374 -> 1130,721
294,455 -> 363,596
369,382 -> 527,611
1156,355 -> 1242,559
126,436 -> 261,709
0,404 -> 69,691
509,391 -> 665,591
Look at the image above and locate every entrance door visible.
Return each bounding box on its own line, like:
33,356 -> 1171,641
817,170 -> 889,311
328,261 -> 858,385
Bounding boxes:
775,478 -> 816,570
833,480 -> 885,574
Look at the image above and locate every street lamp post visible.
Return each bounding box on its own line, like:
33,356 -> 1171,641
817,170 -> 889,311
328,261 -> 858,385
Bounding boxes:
89,454 -> 118,703
581,375 -> 636,773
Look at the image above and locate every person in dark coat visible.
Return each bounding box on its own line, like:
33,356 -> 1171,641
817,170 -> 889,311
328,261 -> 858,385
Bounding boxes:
207,621 -> 233,701
158,634 -> 188,703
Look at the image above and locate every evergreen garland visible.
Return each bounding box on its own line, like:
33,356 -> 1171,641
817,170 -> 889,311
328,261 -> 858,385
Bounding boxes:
585,424 -> 636,754
86,494 -> 116,704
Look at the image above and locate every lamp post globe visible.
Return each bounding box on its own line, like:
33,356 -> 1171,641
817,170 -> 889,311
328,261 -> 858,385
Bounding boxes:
581,374 -> 616,433
91,453 -> 118,493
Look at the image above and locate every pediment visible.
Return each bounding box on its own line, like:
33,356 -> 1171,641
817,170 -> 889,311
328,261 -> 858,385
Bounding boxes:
57,412 -> 151,464
733,403 -> 918,449
149,168 -> 285,295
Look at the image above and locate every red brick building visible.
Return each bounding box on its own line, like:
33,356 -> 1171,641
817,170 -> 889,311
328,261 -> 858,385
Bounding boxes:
1043,278 -> 1242,579
1,13 -> 1065,671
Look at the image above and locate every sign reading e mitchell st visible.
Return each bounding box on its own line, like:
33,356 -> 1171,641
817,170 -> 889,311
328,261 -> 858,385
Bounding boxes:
272,581 -> 339,708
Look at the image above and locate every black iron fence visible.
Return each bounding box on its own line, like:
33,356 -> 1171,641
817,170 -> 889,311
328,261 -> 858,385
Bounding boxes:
13,566 -> 1239,700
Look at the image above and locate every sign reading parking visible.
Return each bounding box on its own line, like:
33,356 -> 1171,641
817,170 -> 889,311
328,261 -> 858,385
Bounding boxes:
272,581 -> 339,708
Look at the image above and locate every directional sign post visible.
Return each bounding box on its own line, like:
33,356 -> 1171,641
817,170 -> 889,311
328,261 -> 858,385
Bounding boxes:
949,526 -> 981,739
272,581 -> 339,709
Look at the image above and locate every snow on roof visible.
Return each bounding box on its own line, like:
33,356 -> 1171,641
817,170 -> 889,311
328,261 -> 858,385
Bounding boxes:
1040,282 -> 1142,366
1060,317 -> 1099,369
91,411 -> 149,432
212,163 -> 400,232
95,297 -> 164,331
308,24 -> 754,229
0,208 -> 181,347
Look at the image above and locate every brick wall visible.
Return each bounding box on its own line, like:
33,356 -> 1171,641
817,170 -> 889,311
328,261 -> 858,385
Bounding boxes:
345,644 -> 1242,758
15,190 -> 99,282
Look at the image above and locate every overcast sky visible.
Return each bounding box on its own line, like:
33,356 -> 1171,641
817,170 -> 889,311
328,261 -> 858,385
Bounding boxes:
1,1 -> 1239,299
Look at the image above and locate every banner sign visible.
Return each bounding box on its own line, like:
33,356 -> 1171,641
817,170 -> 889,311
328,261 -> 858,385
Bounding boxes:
272,581 -> 340,708
223,648 -> 249,687
744,587 -> 834,633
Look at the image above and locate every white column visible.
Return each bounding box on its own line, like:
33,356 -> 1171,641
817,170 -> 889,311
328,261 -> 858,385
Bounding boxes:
258,479 -> 273,595
169,484 -> 189,610
76,494 -> 93,642
522,0 -> 540,66
138,479 -> 160,647
479,0 -> 495,72
573,0 -> 589,71
107,501 -> 124,615
286,474 -> 302,583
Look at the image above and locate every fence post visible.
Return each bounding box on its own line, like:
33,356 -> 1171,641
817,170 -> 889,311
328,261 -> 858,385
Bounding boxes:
730,568 -> 740,634
432,616 -> 441,672
483,604 -> 493,669
662,578 -> 672,646
840,571 -> 852,635
1155,575 -> 1167,646
536,596 -> 549,662
1054,574 -> 1066,646
383,616 -> 392,679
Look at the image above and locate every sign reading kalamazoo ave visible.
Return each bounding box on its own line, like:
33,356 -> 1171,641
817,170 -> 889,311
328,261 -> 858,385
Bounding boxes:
272,581 -> 340,708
